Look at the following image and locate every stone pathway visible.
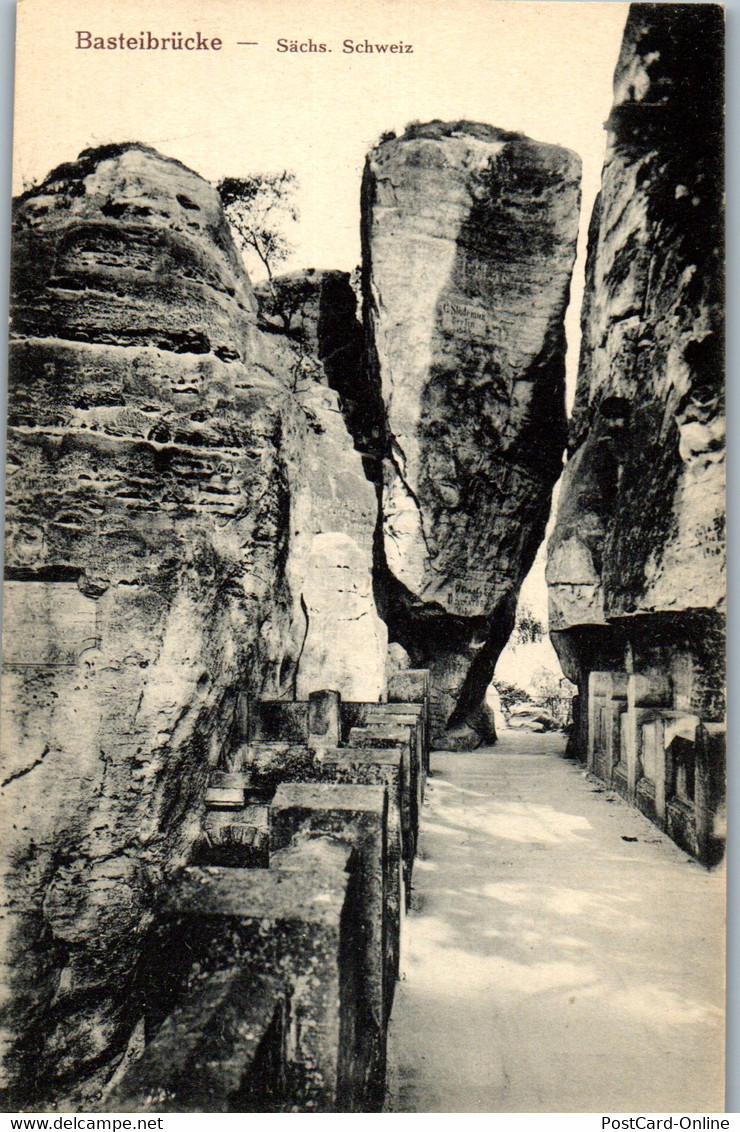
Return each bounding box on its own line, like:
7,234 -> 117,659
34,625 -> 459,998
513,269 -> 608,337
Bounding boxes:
385,731 -> 725,1113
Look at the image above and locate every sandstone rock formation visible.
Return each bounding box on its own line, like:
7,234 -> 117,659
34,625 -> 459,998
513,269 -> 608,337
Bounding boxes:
9,53 -> 722,1095
548,3 -> 724,689
0,150 -> 382,1107
546,5 -> 725,858
296,531 -> 386,702
361,121 -> 581,746
254,270 -> 387,702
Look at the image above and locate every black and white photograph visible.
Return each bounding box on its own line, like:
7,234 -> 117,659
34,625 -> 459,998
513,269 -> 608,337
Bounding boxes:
0,0 -> 727,1115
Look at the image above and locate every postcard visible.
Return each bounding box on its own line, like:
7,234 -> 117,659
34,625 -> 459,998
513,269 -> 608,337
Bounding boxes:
0,0 -> 726,1115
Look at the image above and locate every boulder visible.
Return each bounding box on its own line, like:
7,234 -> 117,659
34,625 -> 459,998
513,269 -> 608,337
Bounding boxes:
507,703 -> 557,732
362,120 -> 581,746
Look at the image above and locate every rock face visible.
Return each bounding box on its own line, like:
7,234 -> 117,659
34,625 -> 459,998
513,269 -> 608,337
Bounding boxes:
362,121 -> 581,746
546,6 -> 725,859
254,270 -> 387,702
296,531 -> 386,702
0,150 -> 381,1107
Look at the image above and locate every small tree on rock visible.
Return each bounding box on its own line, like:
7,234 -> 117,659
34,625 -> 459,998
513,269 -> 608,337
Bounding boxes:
512,603 -> 546,646
217,171 -> 299,286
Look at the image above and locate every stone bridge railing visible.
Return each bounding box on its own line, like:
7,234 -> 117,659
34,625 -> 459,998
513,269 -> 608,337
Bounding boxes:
585,671 -> 725,867
111,671 -> 431,1112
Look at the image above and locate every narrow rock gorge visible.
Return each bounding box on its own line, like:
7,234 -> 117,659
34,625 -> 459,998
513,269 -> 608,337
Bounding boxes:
0,15 -> 725,1098
0,126 -> 584,1105
547,4 -> 725,862
361,121 -> 581,747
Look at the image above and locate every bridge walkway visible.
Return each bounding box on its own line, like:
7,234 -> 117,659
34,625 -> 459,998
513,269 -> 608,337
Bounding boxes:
385,731 -> 725,1112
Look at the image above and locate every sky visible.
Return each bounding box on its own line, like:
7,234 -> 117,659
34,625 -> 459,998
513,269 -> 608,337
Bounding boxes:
11,0 -> 630,662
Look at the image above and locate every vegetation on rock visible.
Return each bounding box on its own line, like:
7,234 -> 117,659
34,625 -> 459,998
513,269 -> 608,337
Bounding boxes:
217,171 -> 299,285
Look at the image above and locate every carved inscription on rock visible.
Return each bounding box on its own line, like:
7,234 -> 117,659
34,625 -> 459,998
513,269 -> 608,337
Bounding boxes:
2,582 -> 100,667
439,296 -> 500,345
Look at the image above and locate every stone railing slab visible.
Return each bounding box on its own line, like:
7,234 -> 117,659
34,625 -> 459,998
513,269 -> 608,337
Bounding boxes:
270,781 -> 388,1039
157,851 -> 366,1111
347,725 -> 419,857
113,968 -> 285,1112
245,700 -> 310,745
318,748 -> 405,997
307,690 -> 342,749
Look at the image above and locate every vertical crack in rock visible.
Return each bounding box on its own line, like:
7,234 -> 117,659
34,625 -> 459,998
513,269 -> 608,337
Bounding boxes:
361,120 -> 581,747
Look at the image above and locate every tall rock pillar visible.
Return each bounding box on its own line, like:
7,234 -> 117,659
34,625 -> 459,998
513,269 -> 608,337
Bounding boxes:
362,121 -> 581,747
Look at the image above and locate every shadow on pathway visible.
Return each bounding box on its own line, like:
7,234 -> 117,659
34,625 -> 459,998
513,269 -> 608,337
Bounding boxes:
385,731 -> 725,1112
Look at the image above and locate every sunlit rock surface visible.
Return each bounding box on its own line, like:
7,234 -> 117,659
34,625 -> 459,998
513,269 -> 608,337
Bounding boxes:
255,270 -> 387,702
